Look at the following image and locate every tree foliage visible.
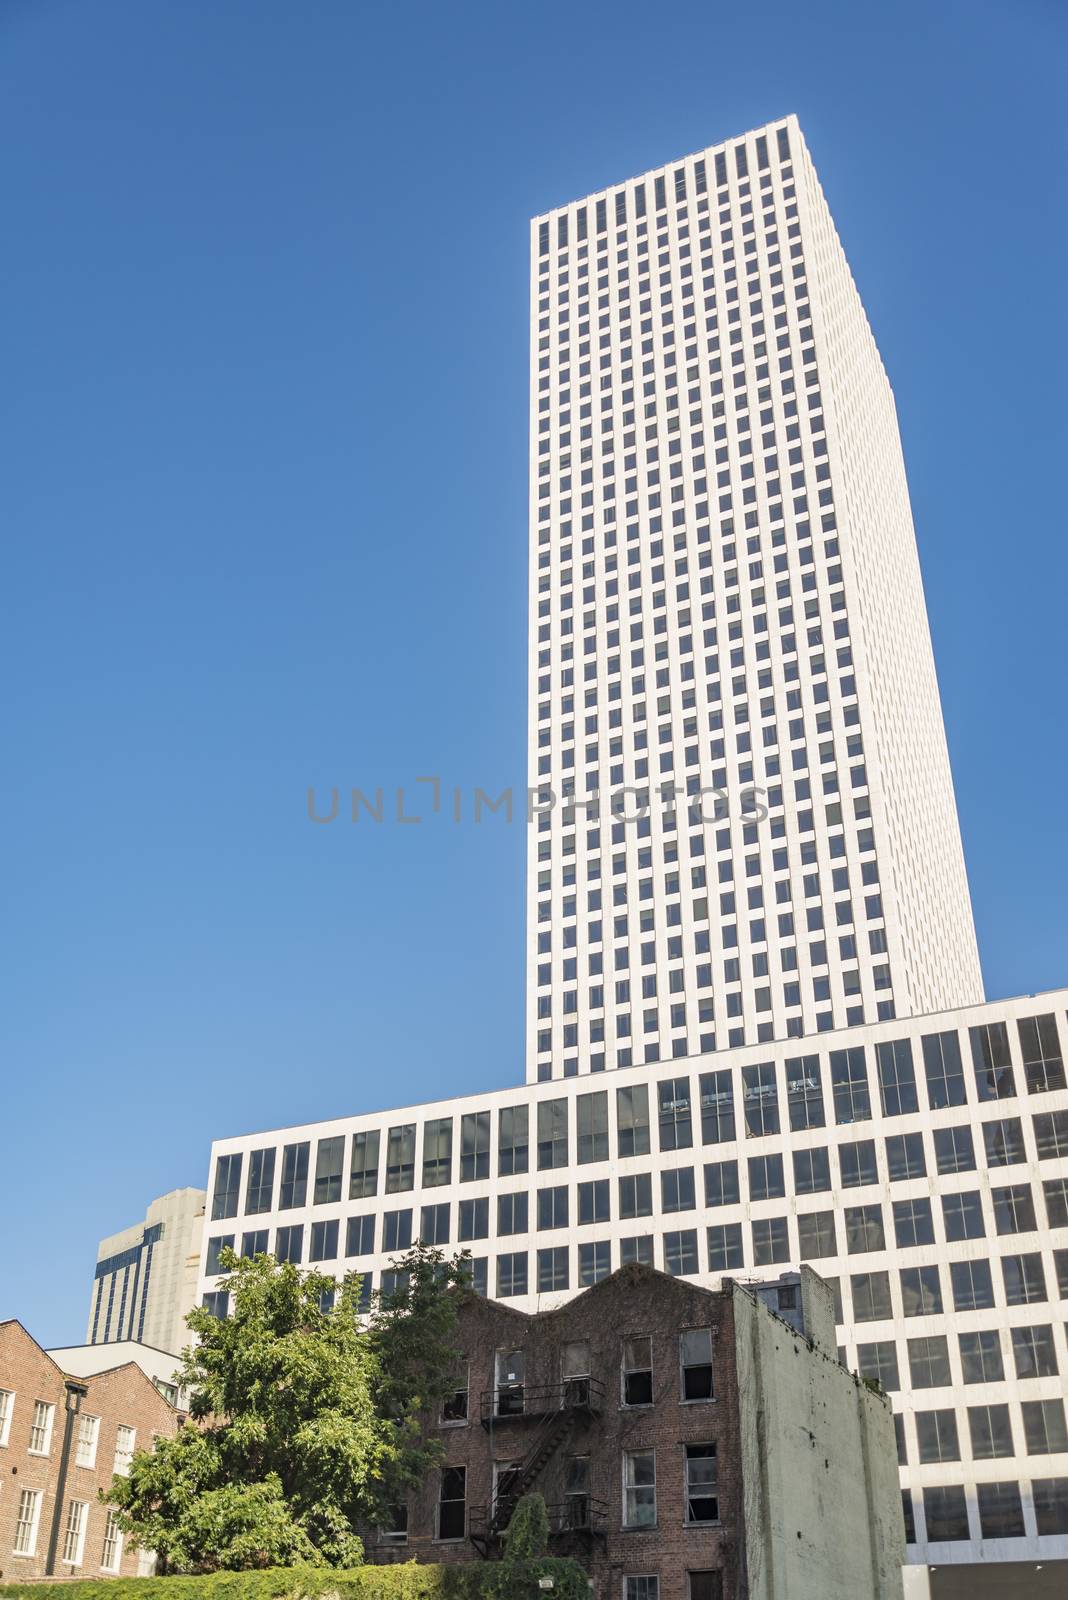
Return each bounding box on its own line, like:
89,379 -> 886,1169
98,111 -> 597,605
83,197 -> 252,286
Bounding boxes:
106,1246 -> 471,1573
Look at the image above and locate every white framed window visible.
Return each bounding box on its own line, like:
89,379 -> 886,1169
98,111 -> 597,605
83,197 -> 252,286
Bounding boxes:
624,1579 -> 660,1600
13,1489 -> 42,1556
0,1387 -> 13,1447
62,1499 -> 89,1566
28,1400 -> 55,1455
623,1448 -> 657,1527
101,1510 -> 124,1572
75,1413 -> 100,1469
114,1424 -> 136,1475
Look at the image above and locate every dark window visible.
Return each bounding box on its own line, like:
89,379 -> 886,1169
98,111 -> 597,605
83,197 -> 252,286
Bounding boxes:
538,1184 -> 569,1229
900,1265 -> 942,1317
1022,1399 -> 1068,1454
851,1271 -> 893,1323
699,1070 -> 735,1142
1033,1478 -> 1068,1536
907,1335 -> 951,1388
1012,1324 -> 1058,1379
617,1085 -> 652,1156
967,1403 -> 1013,1459
949,1258 -> 993,1311
875,1039 -> 918,1115
309,1218 -> 338,1262
578,1179 -> 609,1224
275,1224 -> 303,1264
933,1124 -> 975,1173
662,1167 -> 697,1211
382,1209 -> 412,1252
1018,1014 -> 1066,1093
314,1136 -> 344,1205
422,1118 -> 452,1187
1045,1176 -> 1068,1227
785,1054 -> 824,1129
915,1409 -> 959,1463
345,1215 -> 374,1256
419,1203 -> 450,1246
498,1191 -> 529,1236
538,1246 -> 569,1291
665,1228 -> 700,1276
578,1240 -> 611,1285
845,1204 -> 885,1254
752,1216 -> 790,1265
922,1031 -> 967,1108
970,1021 -> 1015,1100
245,1148 -> 276,1214
499,1105 -> 529,1175
620,1234 -> 655,1266
977,1481 -> 1024,1539
741,1062 -> 780,1136
704,1161 -> 739,1207
458,1197 -> 489,1241
205,1235 -> 233,1275
681,1328 -> 713,1400
685,1443 -> 718,1523
747,1153 -> 785,1201
840,1140 -> 878,1188
922,1485 -> 969,1541
385,1124 -> 415,1192
349,1130 -> 379,1198
537,1099 -> 568,1169
941,1190 -> 985,1241
984,1116 -> 1026,1167
623,1335 -> 653,1405
438,1466 -> 466,1540
991,1183 -> 1037,1235
893,1197 -> 934,1248
240,1228 -> 268,1259
460,1111 -> 490,1182
211,1153 -> 242,1220
202,1290 -> 228,1319
1035,1110 -> 1068,1159
885,1132 -> 926,1181
620,1172 -> 653,1218
707,1223 -> 744,1271
279,1142 -> 309,1209
857,1341 -> 899,1391
577,1091 -> 609,1163
659,1076 -> 693,1149
496,1252 -> 527,1297
959,1330 -> 1004,1384
793,1146 -> 831,1193
798,1210 -> 837,1260
830,1047 -> 870,1124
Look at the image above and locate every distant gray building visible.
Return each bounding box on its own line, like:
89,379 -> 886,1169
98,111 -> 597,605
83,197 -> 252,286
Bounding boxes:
86,1188 -> 204,1355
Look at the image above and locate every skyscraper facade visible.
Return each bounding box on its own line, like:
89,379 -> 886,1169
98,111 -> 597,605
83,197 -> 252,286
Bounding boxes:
196,120 -> 1068,1593
526,114 -> 982,1084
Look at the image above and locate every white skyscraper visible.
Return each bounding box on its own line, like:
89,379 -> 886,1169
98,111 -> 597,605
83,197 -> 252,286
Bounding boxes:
526,114 -> 982,1084
197,120 -> 1068,1594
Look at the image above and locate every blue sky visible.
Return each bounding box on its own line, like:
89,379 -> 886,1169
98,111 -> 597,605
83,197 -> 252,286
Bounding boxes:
2,0 -> 1065,1344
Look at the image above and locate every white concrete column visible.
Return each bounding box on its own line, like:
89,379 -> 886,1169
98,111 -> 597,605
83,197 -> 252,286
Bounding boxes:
902,1565 -> 932,1600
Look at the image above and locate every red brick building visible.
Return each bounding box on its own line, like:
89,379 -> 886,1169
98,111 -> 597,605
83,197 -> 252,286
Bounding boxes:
368,1264 -> 904,1600
0,1319 -> 182,1582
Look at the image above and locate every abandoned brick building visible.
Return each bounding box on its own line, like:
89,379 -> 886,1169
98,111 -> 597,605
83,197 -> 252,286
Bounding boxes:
368,1262 -> 905,1600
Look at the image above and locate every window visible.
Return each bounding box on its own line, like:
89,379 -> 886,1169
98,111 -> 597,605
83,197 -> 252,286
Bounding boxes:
875,1039 -> 918,1115
1002,1251 -> 1046,1305
620,1172 -> 653,1218
578,1179 -> 609,1224
437,1466 -> 466,1540
785,1054 -> 824,1129
707,1223 -> 744,1272
279,1142 -> 309,1208
752,1216 -> 790,1265
922,1031 -> 966,1108
1034,1110 -> 1068,1159
113,1424 -> 136,1475
662,1166 -> 697,1211
688,1573 -> 723,1600
563,1453 -> 591,1527
830,1048 -> 870,1123
309,1218 -> 339,1261
900,1266 -> 943,1317
101,1509 -> 124,1572
1033,1478 -> 1068,1536
442,1365 -> 469,1424
496,1252 -> 527,1297
617,1084 -> 651,1156
623,1336 -> 653,1405
976,1482 -> 1025,1540
793,1146 -> 831,1193
538,1099 -> 569,1168
907,1336 -> 951,1389
748,1153 -> 785,1201
13,1488 -> 42,1556
460,1111 -> 490,1182
385,1124 -> 416,1192
959,1330 -> 1004,1384
241,1228 -> 268,1259
741,1062 -> 779,1135
624,1580 -> 659,1600
1023,1399 -> 1068,1454
839,1140 -> 878,1188
892,1198 -> 934,1249
968,1403 -> 1013,1459
245,1147 -> 276,1213
498,1191 -> 529,1235
915,1409 -> 959,1463
62,1500 -> 88,1566
923,1484 -> 969,1542
349,1130 -> 380,1198
991,1182 -> 1036,1235
623,1448 -> 657,1526
1046,1174 -> 1068,1226
699,1070 -> 735,1142
685,1443 -> 718,1522
659,1076 -> 693,1149
941,1190 -> 984,1241
382,1209 -> 412,1252
621,1234 -> 654,1266
665,1228 -> 700,1276
458,1197 -> 489,1241
346,1214 -> 375,1256
202,1290 -> 229,1319
577,1091 -> 609,1163
1018,1013 -> 1066,1093
419,1204 -> 450,1246
1012,1324 -> 1059,1379
845,1204 -> 884,1254
205,1234 -> 234,1275
380,1504 -> 408,1546
314,1136 -> 344,1203
422,1118 -> 453,1187
75,1412 -> 99,1469
579,1240 -> 611,1285
538,1246 -> 569,1292
495,1348 -> 524,1414
984,1116 -> 1026,1167
29,1399 -> 54,1455
499,1105 -> 529,1175
0,1387 -> 12,1447
933,1125 -> 975,1173
857,1341 -> 899,1392
681,1329 -> 713,1400
885,1132 -> 925,1181
970,1021 -> 1015,1100
851,1271 -> 893,1323
949,1259 -> 994,1311
211,1152 -> 242,1219
798,1210 -> 836,1260
275,1224 -> 303,1264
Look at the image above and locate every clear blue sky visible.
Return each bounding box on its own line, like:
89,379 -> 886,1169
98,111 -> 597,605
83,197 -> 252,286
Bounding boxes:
2,0 -> 1065,1345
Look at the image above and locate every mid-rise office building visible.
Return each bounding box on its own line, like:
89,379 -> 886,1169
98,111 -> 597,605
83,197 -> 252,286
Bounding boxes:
87,1187 -> 204,1355
197,120 -> 1067,1596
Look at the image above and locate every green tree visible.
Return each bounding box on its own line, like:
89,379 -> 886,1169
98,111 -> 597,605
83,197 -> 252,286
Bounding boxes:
106,1245 -> 469,1573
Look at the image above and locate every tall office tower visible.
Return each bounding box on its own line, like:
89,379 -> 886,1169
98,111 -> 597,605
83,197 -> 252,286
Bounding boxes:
526,114 -> 982,1084
86,1188 -> 205,1354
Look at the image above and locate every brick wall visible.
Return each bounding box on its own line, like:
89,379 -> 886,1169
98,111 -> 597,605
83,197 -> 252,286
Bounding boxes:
0,1320 -> 181,1582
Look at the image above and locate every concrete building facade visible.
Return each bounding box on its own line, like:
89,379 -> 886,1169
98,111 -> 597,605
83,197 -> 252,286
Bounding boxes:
367,1263 -> 903,1600
87,1187 -> 204,1355
0,1319 -> 181,1582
